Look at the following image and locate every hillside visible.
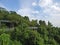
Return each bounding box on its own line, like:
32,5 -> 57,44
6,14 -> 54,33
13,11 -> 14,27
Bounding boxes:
0,7 -> 60,45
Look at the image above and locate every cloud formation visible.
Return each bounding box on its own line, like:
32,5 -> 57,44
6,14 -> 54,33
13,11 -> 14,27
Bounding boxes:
39,0 -> 60,27
17,0 -> 60,27
32,2 -> 37,6
39,0 -> 60,16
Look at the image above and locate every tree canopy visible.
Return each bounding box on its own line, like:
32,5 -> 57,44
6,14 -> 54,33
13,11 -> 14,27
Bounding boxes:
0,7 -> 60,45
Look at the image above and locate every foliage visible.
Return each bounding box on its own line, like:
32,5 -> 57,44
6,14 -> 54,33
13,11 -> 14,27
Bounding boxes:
0,7 -> 60,45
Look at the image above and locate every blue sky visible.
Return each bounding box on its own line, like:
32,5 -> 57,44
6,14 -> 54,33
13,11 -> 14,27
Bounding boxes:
0,0 -> 19,11
0,0 -> 60,27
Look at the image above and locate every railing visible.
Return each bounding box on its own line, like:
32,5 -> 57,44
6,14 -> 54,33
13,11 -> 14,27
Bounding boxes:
27,27 -> 38,30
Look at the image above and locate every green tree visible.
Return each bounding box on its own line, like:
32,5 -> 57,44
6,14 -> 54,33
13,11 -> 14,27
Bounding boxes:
29,20 -> 38,27
39,20 -> 46,27
48,21 -> 53,27
0,33 -> 10,45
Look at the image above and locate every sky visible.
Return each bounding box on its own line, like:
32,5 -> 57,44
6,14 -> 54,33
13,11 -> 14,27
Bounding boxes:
0,0 -> 60,27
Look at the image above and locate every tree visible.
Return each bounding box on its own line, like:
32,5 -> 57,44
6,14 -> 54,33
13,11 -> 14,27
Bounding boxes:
0,33 -> 10,45
23,16 -> 29,21
39,20 -> 46,27
19,30 -> 44,45
13,40 -> 22,45
29,20 -> 38,27
0,7 -> 9,20
48,21 -> 53,27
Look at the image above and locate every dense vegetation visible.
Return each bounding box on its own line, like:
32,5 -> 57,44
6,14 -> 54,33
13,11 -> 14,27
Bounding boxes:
0,7 -> 60,45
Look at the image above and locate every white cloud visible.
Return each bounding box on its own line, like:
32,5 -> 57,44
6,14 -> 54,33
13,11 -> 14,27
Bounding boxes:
32,11 -> 39,14
17,0 -> 60,27
39,0 -> 53,7
39,0 -> 60,16
51,5 -> 60,11
49,16 -> 60,27
17,8 -> 40,20
39,0 -> 60,27
43,3 -> 60,16
32,2 -> 37,6
17,8 -> 32,17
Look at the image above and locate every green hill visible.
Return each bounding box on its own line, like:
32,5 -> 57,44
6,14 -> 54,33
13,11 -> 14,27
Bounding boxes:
0,7 -> 60,45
